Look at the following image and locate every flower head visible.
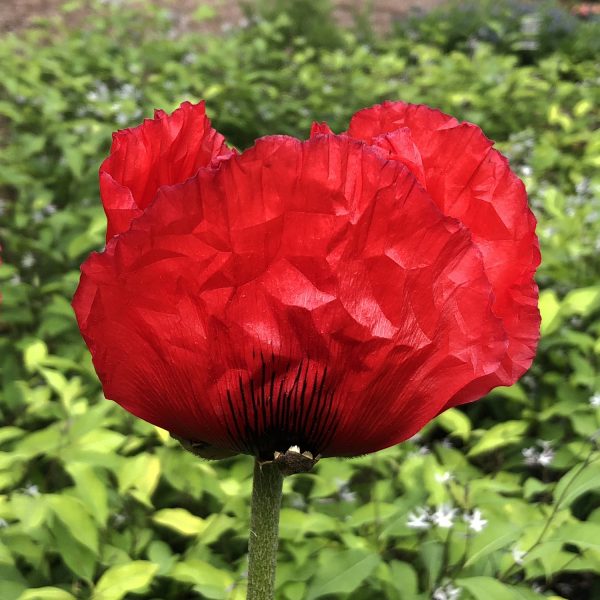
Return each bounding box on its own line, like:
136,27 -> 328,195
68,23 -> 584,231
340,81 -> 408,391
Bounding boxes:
21,252 -> 35,269
431,504 -> 458,529
433,583 -> 461,600
464,508 -> 487,533
407,507 -> 431,530
523,441 -> 555,467
512,547 -> 526,565
434,471 -> 454,484
73,101 -> 540,470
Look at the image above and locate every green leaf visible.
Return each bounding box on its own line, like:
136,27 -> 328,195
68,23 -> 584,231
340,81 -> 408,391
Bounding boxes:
457,576 -> 522,600
169,559 -> 234,600
468,421 -> 528,457
47,495 -> 98,554
539,289 -> 562,335
0,562 -> 27,600
387,561 -> 418,599
19,588 -> 76,600
305,549 -> 380,600
50,517 -> 97,580
65,463 -> 109,526
554,461 -> 600,509
465,522 -> 520,567
553,521 -> 600,552
23,340 -> 48,372
279,508 -> 338,540
117,454 -> 160,506
435,408 -> 471,440
347,502 -> 398,528
561,286 -> 600,317
152,508 -> 206,536
93,561 -> 158,600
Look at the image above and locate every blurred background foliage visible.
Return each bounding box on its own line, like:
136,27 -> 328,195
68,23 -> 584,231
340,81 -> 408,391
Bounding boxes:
0,0 -> 599,598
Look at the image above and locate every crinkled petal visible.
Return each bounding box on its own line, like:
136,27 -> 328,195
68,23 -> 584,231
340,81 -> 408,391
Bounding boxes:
100,100 -> 233,241
346,101 -> 540,408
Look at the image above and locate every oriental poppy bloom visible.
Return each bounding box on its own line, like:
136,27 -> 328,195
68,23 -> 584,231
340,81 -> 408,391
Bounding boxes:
73,101 -> 539,472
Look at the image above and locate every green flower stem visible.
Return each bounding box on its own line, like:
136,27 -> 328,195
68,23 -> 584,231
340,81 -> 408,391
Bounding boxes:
247,460 -> 284,600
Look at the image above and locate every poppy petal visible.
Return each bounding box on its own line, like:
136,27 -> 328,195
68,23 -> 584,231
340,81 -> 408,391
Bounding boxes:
346,101 -> 540,407
100,100 -> 233,241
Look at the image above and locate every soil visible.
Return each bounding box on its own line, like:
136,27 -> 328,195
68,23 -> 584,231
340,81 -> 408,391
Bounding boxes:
0,0 -> 447,34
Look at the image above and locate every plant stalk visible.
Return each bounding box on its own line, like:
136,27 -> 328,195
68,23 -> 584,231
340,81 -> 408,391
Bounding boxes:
246,460 -> 284,600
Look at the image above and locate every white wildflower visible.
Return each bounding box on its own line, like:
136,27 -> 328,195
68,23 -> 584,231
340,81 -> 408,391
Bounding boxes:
520,165 -> 533,177
113,513 -> 127,525
523,441 -> 554,467
433,583 -> 461,600
435,471 -> 454,484
519,40 -> 539,51
407,444 -> 430,458
334,478 -> 356,502
290,495 -> 306,509
10,274 -> 22,286
512,547 -> 526,565
23,484 -> 39,496
464,508 -> 487,533
590,393 -> 600,408
339,488 -> 357,502
522,446 -> 539,465
21,252 -> 35,269
521,14 -> 540,35
117,83 -> 136,99
182,52 -> 197,65
575,178 -> 590,195
431,504 -> 458,529
0,518 -> 8,528
44,204 -> 57,215
537,446 -> 555,466
115,113 -> 129,126
407,507 -> 430,530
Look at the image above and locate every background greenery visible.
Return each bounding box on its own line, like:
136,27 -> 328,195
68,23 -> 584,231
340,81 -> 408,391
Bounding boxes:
1,0 -> 599,598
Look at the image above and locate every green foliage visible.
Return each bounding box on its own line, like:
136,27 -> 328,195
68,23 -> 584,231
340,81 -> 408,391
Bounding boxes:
0,0 -> 599,598
393,0 -> 600,62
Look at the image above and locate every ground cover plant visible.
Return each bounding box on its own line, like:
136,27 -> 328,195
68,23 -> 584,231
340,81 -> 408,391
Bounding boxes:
0,0 -> 599,598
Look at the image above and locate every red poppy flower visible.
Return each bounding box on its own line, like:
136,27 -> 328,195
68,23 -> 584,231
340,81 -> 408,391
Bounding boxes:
73,101 -> 539,463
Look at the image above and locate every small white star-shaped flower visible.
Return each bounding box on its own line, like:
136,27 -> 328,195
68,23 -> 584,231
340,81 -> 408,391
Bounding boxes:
431,504 -> 458,528
522,446 -> 538,465
464,508 -> 487,533
433,583 -> 461,600
21,252 -> 35,269
434,471 -> 454,484
407,507 -> 431,530
512,547 -> 526,565
537,447 -> 555,466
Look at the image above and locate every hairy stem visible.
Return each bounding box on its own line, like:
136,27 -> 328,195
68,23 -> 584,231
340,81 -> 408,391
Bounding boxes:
247,460 -> 284,600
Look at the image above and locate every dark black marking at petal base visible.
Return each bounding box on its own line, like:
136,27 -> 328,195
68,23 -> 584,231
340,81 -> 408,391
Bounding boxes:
224,355 -> 339,461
